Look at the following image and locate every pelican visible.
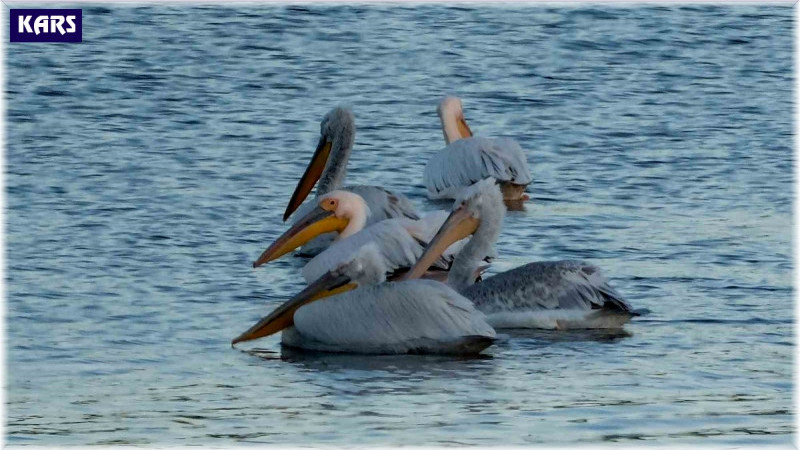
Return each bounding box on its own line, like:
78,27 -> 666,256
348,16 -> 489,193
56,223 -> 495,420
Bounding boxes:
234,244 -> 496,355
282,107 -> 419,256
406,179 -> 635,330
424,96 -> 532,203
253,190 -> 485,283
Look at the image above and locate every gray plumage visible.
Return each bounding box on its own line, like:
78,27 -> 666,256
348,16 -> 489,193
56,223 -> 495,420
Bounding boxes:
446,179 -> 506,289
438,180 -> 633,329
316,107 -> 355,194
462,261 -> 633,329
311,108 -> 419,218
424,137 -> 532,200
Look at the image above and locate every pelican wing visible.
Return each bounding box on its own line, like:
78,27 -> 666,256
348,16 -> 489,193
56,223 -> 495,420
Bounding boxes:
301,219 -> 451,283
395,210 -> 449,242
424,137 -> 532,199
284,279 -> 496,354
463,260 -> 631,314
345,185 -> 420,221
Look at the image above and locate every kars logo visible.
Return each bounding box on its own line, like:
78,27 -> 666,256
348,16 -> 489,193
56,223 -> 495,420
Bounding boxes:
10,9 -> 82,43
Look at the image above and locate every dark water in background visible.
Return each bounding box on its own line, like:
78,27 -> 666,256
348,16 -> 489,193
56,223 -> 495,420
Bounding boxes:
5,5 -> 793,446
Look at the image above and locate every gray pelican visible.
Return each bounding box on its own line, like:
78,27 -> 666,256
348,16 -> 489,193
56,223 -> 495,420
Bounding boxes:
234,244 -> 496,355
406,179 -> 635,330
424,96 -> 532,203
253,190 -> 484,283
282,107 -> 419,256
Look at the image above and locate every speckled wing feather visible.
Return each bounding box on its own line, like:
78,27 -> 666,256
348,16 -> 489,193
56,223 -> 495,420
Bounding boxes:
423,137 -> 532,199
283,279 -> 496,354
462,260 -> 631,314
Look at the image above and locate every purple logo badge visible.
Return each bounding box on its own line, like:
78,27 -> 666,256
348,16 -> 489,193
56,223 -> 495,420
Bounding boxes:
10,9 -> 82,43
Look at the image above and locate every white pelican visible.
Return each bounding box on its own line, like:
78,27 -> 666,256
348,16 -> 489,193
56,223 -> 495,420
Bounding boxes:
424,96 -> 532,203
253,190 -> 485,283
234,244 -> 496,355
405,179 -> 635,330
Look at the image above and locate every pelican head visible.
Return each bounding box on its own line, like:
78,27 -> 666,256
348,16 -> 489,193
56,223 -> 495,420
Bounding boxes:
405,178 -> 505,283
437,96 -> 473,145
254,190 -> 370,268
283,106 -> 356,221
233,244 -> 386,344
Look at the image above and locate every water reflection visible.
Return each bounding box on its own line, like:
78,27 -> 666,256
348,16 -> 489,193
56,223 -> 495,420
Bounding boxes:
241,345 -> 495,375
498,328 -> 633,343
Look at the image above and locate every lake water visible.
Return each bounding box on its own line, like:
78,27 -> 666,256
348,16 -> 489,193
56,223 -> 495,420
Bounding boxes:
5,4 -> 794,446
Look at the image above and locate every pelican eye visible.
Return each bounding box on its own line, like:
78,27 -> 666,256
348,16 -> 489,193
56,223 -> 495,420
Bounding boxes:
320,197 -> 339,211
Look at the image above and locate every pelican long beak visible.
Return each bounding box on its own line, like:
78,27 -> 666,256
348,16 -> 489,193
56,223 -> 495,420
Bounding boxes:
283,136 -> 332,221
232,271 -> 357,344
458,115 -> 473,139
253,206 -> 348,268
403,205 -> 480,280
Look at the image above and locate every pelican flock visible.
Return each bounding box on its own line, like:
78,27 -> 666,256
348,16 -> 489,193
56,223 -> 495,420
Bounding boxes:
235,97 -> 635,355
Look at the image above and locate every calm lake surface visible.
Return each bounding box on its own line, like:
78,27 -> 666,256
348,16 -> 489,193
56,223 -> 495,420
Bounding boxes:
6,5 -> 793,446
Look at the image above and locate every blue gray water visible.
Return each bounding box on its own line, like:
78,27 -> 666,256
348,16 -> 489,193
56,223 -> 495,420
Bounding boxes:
6,4 -> 793,446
